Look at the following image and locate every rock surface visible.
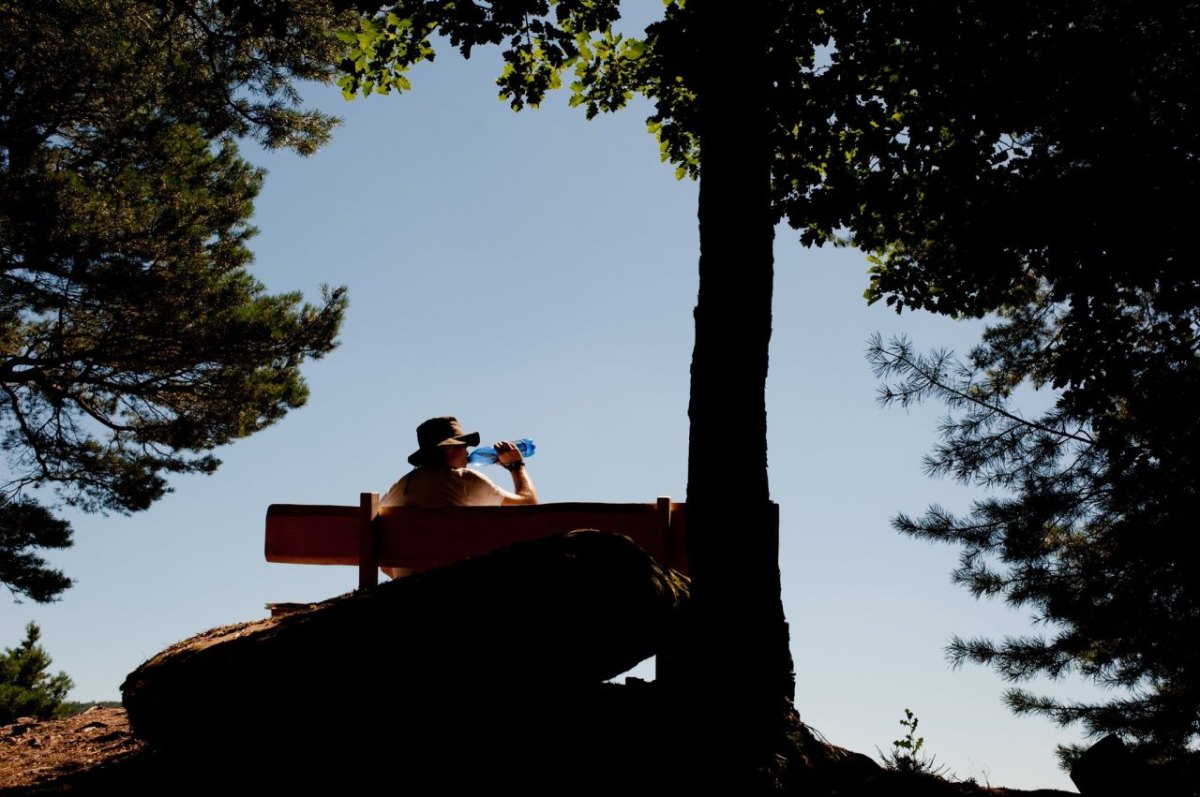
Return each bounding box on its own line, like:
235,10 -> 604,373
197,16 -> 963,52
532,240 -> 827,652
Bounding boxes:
121,529 -> 688,755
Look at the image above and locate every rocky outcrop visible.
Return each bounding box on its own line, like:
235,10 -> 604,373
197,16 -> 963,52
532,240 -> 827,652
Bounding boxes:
101,529 -> 1096,795
121,529 -> 688,765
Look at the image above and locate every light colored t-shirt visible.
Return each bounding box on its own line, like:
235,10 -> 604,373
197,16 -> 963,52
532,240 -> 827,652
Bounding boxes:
380,466 -> 510,508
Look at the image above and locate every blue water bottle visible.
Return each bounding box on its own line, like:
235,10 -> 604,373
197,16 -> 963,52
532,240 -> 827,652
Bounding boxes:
468,438 -> 536,467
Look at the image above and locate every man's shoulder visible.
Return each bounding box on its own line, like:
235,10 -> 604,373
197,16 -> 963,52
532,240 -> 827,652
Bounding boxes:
456,467 -> 508,504
457,467 -> 500,486
380,469 -> 416,506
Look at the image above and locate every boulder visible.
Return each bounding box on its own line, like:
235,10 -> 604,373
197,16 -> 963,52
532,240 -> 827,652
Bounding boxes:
1071,735 -> 1197,797
1070,735 -> 1140,796
121,529 -> 688,761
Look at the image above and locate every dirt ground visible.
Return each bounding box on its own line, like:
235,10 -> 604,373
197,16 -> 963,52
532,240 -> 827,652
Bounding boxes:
0,707 -> 144,793
0,703 -> 1086,797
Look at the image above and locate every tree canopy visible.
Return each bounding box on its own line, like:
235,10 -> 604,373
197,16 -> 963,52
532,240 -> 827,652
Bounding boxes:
847,1 -> 1199,765
1,0 -> 351,602
334,0 -> 1198,769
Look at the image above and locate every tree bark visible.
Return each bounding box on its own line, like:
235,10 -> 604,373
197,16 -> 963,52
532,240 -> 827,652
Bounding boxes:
672,0 -> 795,760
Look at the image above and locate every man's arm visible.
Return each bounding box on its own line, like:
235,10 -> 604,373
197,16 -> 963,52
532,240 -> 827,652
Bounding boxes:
499,461 -> 537,505
494,440 -> 538,505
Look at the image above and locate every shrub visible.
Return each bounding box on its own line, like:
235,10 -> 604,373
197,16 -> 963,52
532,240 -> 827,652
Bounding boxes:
0,622 -> 73,723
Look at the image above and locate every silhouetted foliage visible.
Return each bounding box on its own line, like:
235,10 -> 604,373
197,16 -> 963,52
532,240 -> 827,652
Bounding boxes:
334,0 -> 1199,769
854,2 -> 1199,764
0,622 -> 73,723
878,708 -> 949,778
870,311 -> 1199,764
0,0 -> 351,602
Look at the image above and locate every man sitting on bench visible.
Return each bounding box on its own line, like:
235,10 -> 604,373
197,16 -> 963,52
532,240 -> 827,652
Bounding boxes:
380,416 -> 538,578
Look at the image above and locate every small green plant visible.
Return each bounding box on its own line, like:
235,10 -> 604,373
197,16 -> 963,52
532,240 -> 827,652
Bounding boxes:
878,708 -> 949,777
0,622 -> 74,724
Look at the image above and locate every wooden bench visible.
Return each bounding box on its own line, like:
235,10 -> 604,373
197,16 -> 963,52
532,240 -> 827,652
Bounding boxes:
265,494 -> 690,594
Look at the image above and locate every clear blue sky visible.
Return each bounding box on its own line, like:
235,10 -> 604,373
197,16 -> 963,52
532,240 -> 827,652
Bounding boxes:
3,21 -> 1106,792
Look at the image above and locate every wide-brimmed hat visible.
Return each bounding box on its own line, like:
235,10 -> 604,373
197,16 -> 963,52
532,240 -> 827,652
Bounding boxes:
408,416 -> 480,465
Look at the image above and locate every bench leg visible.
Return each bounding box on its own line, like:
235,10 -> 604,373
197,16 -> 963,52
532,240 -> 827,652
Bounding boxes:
359,492 -> 380,590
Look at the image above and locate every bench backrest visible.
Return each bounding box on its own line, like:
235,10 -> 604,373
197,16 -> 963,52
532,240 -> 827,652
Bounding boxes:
266,495 -> 689,588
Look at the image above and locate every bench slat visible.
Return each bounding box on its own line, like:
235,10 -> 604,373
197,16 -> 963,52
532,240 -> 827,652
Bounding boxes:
265,500 -> 688,575
376,502 -> 673,570
265,504 -> 359,564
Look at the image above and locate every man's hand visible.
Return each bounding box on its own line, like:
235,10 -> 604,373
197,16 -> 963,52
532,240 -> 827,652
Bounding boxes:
494,440 -> 523,466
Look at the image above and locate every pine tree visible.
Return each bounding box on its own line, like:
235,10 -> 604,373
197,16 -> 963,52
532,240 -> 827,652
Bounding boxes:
868,294 -> 1200,766
848,1 -> 1199,766
1,0 -> 351,601
0,623 -> 73,723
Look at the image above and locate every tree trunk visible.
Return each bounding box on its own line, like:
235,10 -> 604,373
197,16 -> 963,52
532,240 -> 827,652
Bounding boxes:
671,0 -> 795,763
